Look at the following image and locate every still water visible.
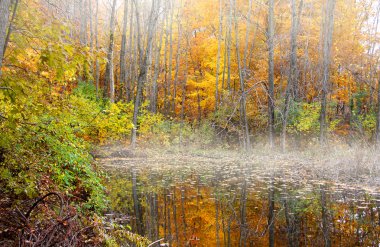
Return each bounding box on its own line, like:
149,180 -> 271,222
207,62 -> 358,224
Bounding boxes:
103,155 -> 380,246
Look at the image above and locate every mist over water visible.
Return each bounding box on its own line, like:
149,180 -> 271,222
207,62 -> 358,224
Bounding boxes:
101,146 -> 380,246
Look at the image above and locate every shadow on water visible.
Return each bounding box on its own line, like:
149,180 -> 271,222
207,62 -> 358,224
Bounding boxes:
104,157 -> 380,247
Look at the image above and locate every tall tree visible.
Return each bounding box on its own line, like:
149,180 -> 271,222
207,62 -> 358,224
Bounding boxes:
88,0 -> 94,82
127,0 -> 134,102
150,14 -> 165,113
226,0 -> 232,92
282,0 -> 303,151
371,2 -> 380,145
120,0 -> 129,101
95,0 -> 100,97
105,0 -> 118,103
172,7 -> 182,114
233,0 -> 250,150
79,0 -> 88,46
168,0 -> 174,114
0,0 -> 11,76
131,0 -> 160,148
319,0 -> 336,145
215,0 -> 223,112
3,0 -> 19,57
268,0 -> 275,147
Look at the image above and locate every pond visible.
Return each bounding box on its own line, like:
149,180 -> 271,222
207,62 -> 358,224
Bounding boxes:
101,150 -> 380,247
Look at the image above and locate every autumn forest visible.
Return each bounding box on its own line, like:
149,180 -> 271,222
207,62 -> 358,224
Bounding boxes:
1,0 -> 380,246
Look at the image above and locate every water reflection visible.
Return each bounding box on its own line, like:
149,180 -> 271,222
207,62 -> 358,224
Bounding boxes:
104,159 -> 380,246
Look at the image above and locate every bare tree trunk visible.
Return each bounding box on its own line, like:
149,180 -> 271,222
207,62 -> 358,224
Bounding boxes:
179,46 -> 188,147
173,11 -> 182,115
120,0 -> 129,101
243,0 -> 252,72
227,0 -> 232,93
3,0 -> 19,58
128,0 -> 134,102
168,0 -> 174,115
234,0 -> 251,151
320,0 -> 336,145
268,0 -> 275,148
95,0 -> 100,97
131,0 -> 159,149
197,87 -> 202,124
282,0 -> 303,151
79,0 -> 88,46
215,0 -> 223,112
222,29 -> 227,95
373,4 -> 380,145
0,0 -> 12,76
163,2 -> 169,114
150,10 -> 165,113
88,0 -> 94,82
105,0 -> 117,102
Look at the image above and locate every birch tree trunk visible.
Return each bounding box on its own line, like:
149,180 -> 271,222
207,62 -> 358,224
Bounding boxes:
79,0 -> 88,46
150,19 -> 164,113
163,2 -> 169,114
168,0 -> 174,114
372,3 -> 380,145
282,0 -> 303,151
88,0 -> 94,82
227,0 -> 232,93
0,0 -> 12,76
128,0 -> 134,102
95,0 -> 100,97
131,0 -> 159,149
3,0 -> 18,58
320,0 -> 336,145
120,0 -> 129,101
173,12 -> 182,115
268,0 -> 275,148
215,0 -> 223,112
105,0 -> 117,103
233,0 -> 250,150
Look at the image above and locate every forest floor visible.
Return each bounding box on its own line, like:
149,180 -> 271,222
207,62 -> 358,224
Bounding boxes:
95,142 -> 380,192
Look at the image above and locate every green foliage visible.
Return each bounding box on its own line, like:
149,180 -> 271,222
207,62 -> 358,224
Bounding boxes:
357,111 -> 376,135
288,102 -> 321,134
0,89 -> 108,211
287,102 -> 341,135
